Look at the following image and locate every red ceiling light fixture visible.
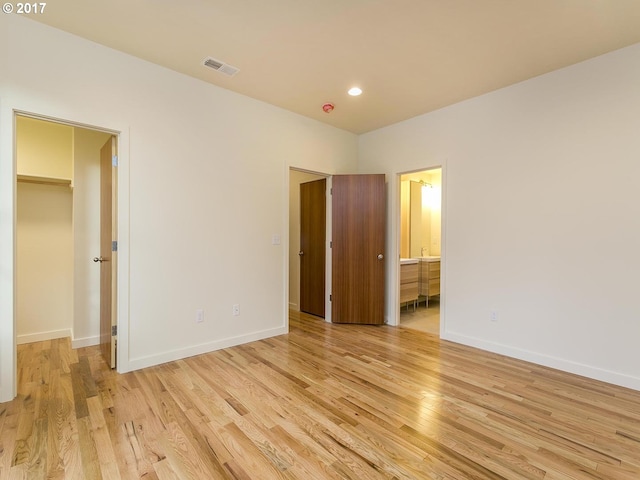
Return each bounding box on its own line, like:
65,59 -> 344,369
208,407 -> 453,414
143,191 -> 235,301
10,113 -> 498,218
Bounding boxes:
322,102 -> 335,113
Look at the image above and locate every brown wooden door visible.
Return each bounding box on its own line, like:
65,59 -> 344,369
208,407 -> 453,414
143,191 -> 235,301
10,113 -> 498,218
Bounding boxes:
331,174 -> 386,324
99,136 -> 117,368
300,179 -> 326,317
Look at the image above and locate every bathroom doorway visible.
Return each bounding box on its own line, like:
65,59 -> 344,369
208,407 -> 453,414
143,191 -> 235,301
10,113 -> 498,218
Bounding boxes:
398,168 -> 442,335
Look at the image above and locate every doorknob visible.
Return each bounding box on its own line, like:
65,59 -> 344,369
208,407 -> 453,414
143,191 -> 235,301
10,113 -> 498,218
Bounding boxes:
298,251 -> 304,256
93,256 -> 106,263
377,254 -> 384,260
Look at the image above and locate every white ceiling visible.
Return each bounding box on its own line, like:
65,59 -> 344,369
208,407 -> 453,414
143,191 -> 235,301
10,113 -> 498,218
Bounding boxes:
27,0 -> 640,134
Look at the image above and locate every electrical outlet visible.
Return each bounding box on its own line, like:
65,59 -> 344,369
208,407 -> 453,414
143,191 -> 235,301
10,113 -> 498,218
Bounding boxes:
490,311 -> 498,322
196,309 -> 204,323
232,304 -> 240,316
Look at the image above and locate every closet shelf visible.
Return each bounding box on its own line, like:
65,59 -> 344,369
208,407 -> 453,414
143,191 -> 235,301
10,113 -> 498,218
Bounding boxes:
17,174 -> 72,187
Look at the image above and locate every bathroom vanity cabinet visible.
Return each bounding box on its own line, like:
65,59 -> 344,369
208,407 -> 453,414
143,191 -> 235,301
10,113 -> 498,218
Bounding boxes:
399,259 -> 419,309
420,258 -> 440,306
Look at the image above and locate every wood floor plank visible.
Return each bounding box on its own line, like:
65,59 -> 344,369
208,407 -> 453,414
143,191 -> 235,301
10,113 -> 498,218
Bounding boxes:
152,457 -> 181,480
58,374 -> 83,479
0,413 -> 19,479
11,410 -> 34,468
69,363 -> 89,420
3,313 -> 640,479
25,418 -> 47,478
45,369 -> 65,479
157,386 -> 233,479
86,396 -> 121,480
158,419 -> 228,480
76,416 -> 103,480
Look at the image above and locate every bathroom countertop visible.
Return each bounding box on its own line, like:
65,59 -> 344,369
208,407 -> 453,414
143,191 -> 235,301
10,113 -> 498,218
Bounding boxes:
419,256 -> 441,262
400,258 -> 419,265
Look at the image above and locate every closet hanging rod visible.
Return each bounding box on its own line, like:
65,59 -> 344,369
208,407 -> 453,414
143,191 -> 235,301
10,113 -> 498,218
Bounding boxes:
17,174 -> 72,187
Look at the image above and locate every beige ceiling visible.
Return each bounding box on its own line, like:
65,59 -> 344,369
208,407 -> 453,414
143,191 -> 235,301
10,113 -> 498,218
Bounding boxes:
27,0 -> 640,134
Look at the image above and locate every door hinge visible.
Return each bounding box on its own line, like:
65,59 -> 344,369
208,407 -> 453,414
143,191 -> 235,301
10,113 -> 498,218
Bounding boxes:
111,325 -> 117,336
330,241 -> 332,248
330,188 -> 332,195
330,294 -> 332,301
112,155 -> 118,167
112,241 -> 118,252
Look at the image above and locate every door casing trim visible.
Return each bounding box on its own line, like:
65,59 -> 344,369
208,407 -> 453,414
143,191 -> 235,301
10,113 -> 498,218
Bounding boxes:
0,106 -> 130,402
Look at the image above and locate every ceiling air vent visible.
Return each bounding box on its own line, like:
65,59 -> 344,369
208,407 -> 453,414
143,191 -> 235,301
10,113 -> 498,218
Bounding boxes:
203,57 -> 239,77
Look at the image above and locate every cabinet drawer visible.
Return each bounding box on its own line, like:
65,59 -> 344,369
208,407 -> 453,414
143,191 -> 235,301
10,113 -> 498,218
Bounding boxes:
428,261 -> 440,279
400,264 -> 418,284
428,279 -> 440,296
400,281 -> 419,303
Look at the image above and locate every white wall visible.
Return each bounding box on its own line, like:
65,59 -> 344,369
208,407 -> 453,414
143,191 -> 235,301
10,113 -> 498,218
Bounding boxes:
16,116 -> 73,180
359,43 -> 640,390
16,182 -> 73,343
425,169 -> 441,256
0,15 -> 358,401
15,117 -> 74,344
409,180 -> 423,258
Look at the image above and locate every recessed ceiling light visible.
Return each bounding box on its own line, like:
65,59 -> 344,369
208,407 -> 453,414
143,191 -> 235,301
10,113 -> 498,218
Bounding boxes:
348,87 -> 362,96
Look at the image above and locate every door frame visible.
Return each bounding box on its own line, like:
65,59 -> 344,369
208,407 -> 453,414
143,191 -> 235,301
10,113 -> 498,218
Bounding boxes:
392,165 -> 446,330
288,167 -> 332,323
0,106 -> 130,402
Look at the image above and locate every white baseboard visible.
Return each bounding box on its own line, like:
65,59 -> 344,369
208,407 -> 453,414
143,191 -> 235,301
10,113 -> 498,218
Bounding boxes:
16,330 -> 100,348
442,330 -> 640,392
72,335 -> 100,348
17,328 -> 72,345
127,325 -> 288,372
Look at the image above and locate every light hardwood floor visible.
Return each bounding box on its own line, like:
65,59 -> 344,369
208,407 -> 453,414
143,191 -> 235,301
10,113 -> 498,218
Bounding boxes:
1,311 -> 640,479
